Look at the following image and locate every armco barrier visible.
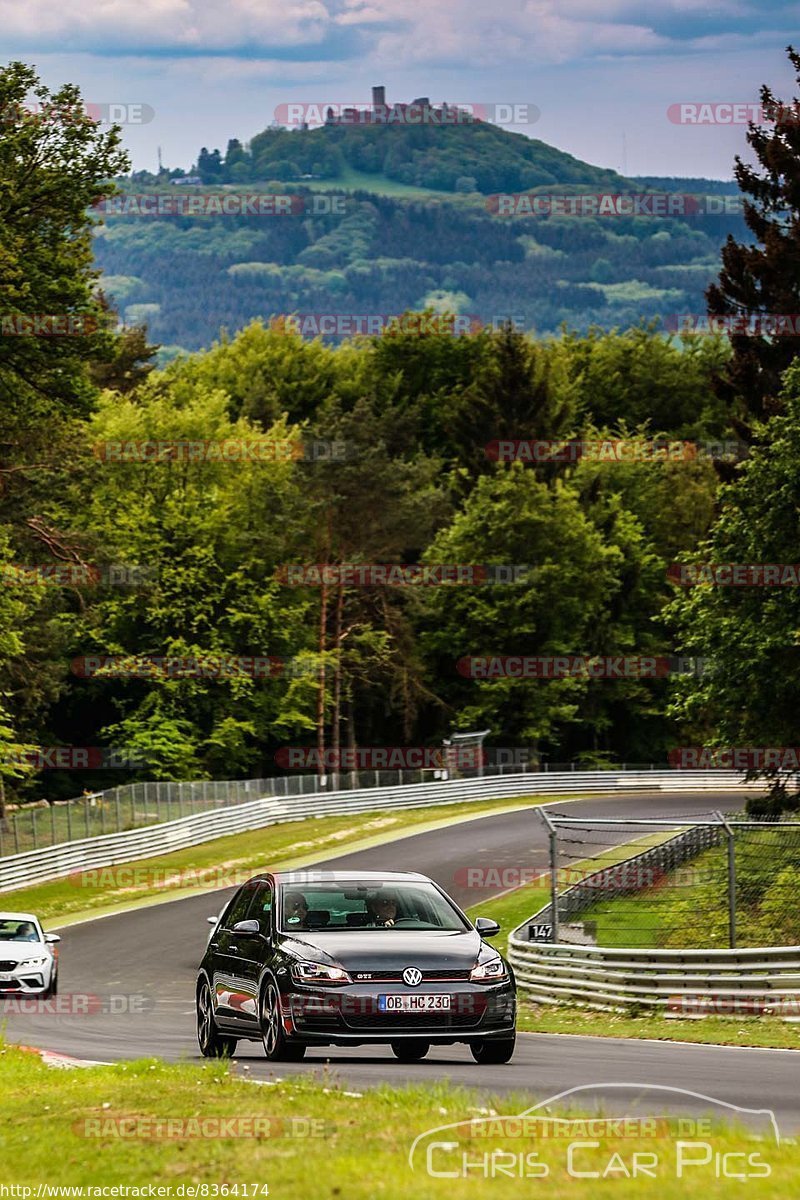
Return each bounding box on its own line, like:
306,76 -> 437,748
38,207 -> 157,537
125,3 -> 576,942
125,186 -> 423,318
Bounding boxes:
506,938 -> 800,1015
0,768 -> 758,893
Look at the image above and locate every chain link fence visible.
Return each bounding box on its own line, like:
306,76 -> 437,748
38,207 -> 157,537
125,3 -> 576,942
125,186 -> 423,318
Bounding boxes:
0,758 -> 581,858
530,812 -> 800,950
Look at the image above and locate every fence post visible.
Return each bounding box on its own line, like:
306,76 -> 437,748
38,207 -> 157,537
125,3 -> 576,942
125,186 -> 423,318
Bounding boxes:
715,810 -> 736,948
540,808 -> 559,944
67,801 -> 72,842
31,806 -> 37,850
51,802 -> 56,846
14,813 -> 19,854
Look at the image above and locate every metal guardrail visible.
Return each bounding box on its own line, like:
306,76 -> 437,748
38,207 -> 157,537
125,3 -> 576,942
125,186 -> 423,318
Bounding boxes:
506,938 -> 800,1015
0,768 -> 758,893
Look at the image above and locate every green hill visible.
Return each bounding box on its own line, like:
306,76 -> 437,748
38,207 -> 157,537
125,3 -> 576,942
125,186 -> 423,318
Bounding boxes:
192,115 -> 628,194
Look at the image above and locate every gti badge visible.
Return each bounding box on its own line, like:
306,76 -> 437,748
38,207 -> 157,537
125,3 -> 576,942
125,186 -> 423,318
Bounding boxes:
402,967 -> 423,987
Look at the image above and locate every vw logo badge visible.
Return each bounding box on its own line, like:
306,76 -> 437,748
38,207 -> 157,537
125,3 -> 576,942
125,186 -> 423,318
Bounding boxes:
403,967 -> 422,987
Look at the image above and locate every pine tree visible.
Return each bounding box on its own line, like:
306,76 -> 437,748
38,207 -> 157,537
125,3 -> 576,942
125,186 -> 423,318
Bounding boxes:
707,46 -> 800,432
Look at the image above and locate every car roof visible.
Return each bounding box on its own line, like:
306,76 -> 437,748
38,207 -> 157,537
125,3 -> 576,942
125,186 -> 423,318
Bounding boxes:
0,912 -> 41,923
270,870 -> 430,885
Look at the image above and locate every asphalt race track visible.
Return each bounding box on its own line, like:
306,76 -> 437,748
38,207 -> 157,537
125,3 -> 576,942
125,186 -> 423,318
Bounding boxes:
3,791 -> 798,1133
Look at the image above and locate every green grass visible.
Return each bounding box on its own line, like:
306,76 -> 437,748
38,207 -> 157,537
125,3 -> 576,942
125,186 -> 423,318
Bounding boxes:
294,164 -> 460,200
3,793 -> 562,927
576,829 -> 800,951
0,1041 -> 792,1196
463,830 -> 676,938
516,1003 -> 800,1049
578,891 -> 675,949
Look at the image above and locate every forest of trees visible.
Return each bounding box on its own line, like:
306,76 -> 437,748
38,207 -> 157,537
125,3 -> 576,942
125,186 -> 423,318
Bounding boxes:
4,51 -> 800,810
93,184 -> 748,354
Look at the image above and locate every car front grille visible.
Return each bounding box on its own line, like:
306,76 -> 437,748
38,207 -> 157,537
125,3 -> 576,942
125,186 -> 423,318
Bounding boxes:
0,961 -> 17,972
350,970 -> 472,983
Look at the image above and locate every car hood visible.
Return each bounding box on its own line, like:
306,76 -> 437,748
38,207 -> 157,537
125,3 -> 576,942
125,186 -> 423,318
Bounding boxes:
0,940 -> 47,961
281,928 -> 484,971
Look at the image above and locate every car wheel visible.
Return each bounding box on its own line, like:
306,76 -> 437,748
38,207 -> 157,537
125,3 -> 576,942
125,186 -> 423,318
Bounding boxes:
470,1034 -> 516,1065
391,1040 -> 430,1062
261,980 -> 306,1062
197,981 -> 237,1058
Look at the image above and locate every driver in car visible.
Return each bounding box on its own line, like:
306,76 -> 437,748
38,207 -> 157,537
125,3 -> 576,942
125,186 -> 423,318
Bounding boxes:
12,921 -> 38,941
283,892 -> 309,928
366,891 -> 398,927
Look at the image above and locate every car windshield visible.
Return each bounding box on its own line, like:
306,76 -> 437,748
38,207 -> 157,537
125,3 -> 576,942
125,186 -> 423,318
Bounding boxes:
279,881 -> 469,932
0,919 -> 41,942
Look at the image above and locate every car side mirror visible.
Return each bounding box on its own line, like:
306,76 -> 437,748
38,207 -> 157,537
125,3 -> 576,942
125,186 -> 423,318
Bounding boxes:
207,916 -> 219,926
231,919 -> 261,936
475,917 -> 501,938
44,934 -> 61,944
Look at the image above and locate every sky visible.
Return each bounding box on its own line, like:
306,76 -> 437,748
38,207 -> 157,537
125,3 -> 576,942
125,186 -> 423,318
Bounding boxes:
2,0 -> 798,178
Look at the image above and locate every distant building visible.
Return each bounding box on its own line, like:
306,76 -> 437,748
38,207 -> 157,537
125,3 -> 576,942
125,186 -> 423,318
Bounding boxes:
171,175 -> 203,186
324,87 -> 474,128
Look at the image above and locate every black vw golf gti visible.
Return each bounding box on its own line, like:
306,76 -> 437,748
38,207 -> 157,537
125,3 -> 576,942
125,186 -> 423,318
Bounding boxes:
196,870 -> 516,1063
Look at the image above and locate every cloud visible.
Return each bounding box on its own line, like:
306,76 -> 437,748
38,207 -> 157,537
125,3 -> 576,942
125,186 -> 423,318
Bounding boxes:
0,0 -> 334,54
1,0 -> 791,63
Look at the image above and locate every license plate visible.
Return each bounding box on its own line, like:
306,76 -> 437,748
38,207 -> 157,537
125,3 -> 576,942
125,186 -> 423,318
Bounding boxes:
0,975 -> 12,982
378,994 -> 451,1012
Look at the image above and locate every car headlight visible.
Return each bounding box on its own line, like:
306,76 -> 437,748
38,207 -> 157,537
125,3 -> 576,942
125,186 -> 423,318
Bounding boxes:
21,957 -> 50,970
470,955 -> 507,983
291,961 -> 352,986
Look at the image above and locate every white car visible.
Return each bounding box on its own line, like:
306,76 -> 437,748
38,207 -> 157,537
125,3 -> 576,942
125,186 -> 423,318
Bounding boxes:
0,912 -> 60,997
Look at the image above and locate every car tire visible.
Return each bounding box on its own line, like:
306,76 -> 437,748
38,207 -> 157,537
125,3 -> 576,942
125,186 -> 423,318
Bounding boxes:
197,980 -> 238,1058
261,980 -> 306,1062
391,1040 -> 430,1062
470,1034 -> 516,1065
41,971 -> 58,1000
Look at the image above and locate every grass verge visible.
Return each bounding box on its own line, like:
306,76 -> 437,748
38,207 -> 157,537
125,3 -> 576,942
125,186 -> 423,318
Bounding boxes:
0,1041 -> 791,1196
515,1003 -> 800,1049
